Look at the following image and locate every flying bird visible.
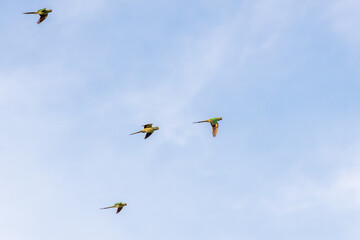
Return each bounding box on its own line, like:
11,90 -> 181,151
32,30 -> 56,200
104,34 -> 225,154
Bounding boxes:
130,123 -> 159,139
100,202 -> 127,214
23,8 -> 52,24
194,117 -> 223,137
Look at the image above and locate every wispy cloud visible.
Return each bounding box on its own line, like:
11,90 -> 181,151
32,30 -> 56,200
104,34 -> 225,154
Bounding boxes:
255,140 -> 360,215
1,0 -> 360,239
326,0 -> 360,47
118,0 -> 295,146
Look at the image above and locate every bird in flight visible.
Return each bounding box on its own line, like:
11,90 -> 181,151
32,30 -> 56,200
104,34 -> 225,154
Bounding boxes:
23,8 -> 52,24
194,117 -> 223,137
130,123 -> 159,139
100,202 -> 127,214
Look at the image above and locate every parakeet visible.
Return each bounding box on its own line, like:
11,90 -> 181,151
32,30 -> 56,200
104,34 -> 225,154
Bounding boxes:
194,117 -> 223,137
23,8 -> 52,24
130,123 -> 159,139
100,202 -> 127,214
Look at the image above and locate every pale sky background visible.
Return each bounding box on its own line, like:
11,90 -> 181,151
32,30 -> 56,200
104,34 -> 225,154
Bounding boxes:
1,0 -> 360,239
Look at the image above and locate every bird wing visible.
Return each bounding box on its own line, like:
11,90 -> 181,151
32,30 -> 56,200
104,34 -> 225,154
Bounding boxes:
37,14 -> 47,24
144,132 -> 153,139
143,123 -> 153,128
116,206 -> 123,214
212,123 -> 219,137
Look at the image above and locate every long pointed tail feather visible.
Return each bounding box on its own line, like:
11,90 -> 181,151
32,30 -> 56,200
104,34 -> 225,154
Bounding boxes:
193,120 -> 208,124
130,130 -> 142,135
23,12 -> 37,14
100,206 -> 115,210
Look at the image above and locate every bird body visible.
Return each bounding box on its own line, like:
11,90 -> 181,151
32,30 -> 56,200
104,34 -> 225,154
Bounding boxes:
194,117 -> 222,137
130,123 -> 159,139
100,202 -> 127,214
23,8 -> 52,24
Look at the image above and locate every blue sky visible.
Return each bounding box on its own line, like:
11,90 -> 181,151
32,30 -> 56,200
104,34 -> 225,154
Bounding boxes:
1,0 -> 360,239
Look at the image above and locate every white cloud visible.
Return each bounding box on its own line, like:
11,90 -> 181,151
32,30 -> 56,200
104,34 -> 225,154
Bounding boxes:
117,0 -> 295,146
259,141 -> 360,216
4,0 -> 360,239
329,168 -> 360,210
326,0 -> 360,46
118,26 -> 231,145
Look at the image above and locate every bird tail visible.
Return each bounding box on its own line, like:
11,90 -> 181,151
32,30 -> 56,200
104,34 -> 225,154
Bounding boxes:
100,206 -> 115,210
130,130 -> 142,135
193,120 -> 209,124
23,12 -> 37,14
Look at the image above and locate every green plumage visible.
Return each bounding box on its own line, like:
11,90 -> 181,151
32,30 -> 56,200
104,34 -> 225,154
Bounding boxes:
100,202 -> 127,214
23,8 -> 52,24
130,123 -> 160,139
194,117 -> 223,137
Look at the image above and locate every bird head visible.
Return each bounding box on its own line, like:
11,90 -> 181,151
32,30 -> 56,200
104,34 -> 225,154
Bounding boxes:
123,203 -> 127,206
48,9 -> 53,12
218,117 -> 223,121
154,127 -> 159,130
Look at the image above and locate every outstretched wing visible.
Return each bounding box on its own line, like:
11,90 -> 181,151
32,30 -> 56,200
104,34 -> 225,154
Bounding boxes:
212,123 -> 219,137
144,132 -> 153,139
116,206 -> 123,214
37,14 -> 47,24
143,123 -> 153,128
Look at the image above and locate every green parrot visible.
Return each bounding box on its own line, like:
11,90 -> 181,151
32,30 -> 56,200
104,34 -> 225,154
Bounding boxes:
100,202 -> 127,214
23,8 -> 52,24
194,117 -> 223,137
130,123 -> 159,139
